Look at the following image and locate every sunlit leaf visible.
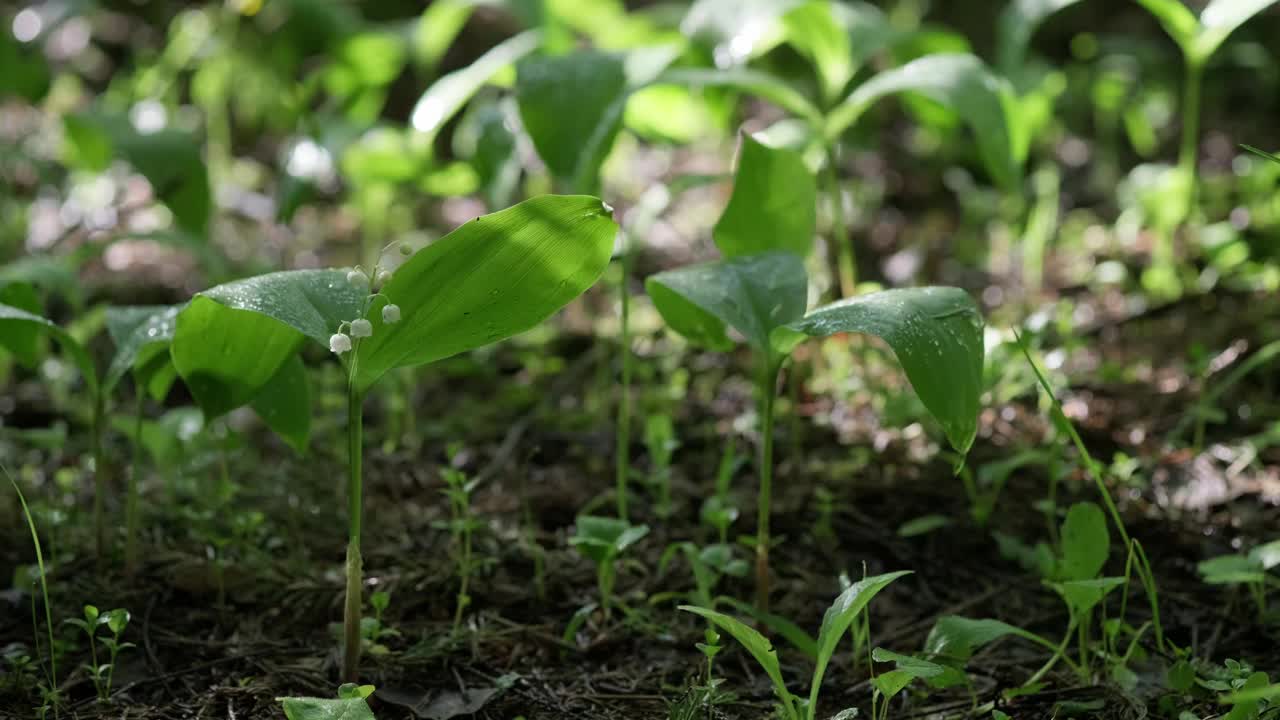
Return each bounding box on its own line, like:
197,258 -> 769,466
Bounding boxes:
783,0 -> 853,103
410,31 -> 541,140
773,287 -> 984,454
1194,0 -> 1278,59
353,195 -> 617,390
714,134 -> 816,258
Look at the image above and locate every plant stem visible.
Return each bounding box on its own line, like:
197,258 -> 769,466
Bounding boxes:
341,368 -> 365,683
91,391 -> 106,569
754,363 -> 780,611
125,392 -> 144,577
825,145 -> 855,297
617,244 -> 632,521
1175,56 -> 1204,234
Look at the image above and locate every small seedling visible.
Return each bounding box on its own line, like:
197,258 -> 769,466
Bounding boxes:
658,541 -> 748,608
64,605 -> 133,702
165,195 -> 616,681
279,682 -> 377,720
570,515 -> 650,617
641,413 -> 679,517
360,590 -> 399,656
1197,540 -> 1280,621
680,570 -> 909,720
435,466 -> 481,631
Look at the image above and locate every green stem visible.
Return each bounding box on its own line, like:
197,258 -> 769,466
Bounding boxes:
1175,56 -> 1204,234
825,146 -> 855,297
617,244 -> 632,521
91,391 -> 106,569
341,364 -> 365,683
125,392 -> 143,577
754,362 -> 780,611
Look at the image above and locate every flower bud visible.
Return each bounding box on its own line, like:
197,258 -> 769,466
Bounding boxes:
329,333 -> 352,354
398,244 -> 413,256
375,269 -> 392,288
347,269 -> 369,289
350,318 -> 373,338
382,304 -> 401,324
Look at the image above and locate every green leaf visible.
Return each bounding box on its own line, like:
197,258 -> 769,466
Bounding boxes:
104,305 -> 183,395
1242,145 -> 1280,166
0,303 -> 98,396
250,354 -> 311,454
0,283 -> 43,367
1133,0 -> 1199,50
1051,577 -> 1125,616
1059,501 -> 1109,581
1194,0 -> 1278,60
64,114 -> 211,235
897,514 -> 951,537
996,0 -> 1083,72
1223,672 -> 1273,720
658,67 -> 823,127
714,134 -> 816,259
278,696 -> 377,720
871,648 -> 946,698
809,571 -> 912,715
171,270 -> 363,419
516,51 -> 629,193
353,195 -> 616,391
773,287 -> 984,454
414,0 -> 477,71
410,30 -> 541,141
720,597 -> 818,658
678,605 -> 798,718
1197,554 -> 1265,585
646,251 -> 809,356
826,53 -> 1022,189
571,515 -> 649,563
1248,539 -> 1280,570
923,616 -> 1022,663
783,1 -> 853,103
681,0 -> 800,60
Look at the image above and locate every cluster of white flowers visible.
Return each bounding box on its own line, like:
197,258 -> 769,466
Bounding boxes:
329,263 -> 401,356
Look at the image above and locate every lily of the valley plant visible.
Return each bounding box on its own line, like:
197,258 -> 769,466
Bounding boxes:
165,195 -> 617,680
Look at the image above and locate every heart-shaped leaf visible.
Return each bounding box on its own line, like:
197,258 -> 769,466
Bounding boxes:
809,571 -> 911,715
1059,501 -> 1109,581
353,195 -> 616,390
646,251 -> 809,356
714,134 -> 816,259
826,53 -> 1023,189
772,287 -> 984,454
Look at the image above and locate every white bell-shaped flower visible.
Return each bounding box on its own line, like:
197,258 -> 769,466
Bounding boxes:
347,268 -> 369,289
350,318 -> 373,338
329,333 -> 352,354
382,304 -> 401,324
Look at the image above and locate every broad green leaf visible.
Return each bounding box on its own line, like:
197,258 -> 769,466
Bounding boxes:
171,270 -> 363,419
809,571 -> 912,715
410,31 -> 541,140
773,287 -> 984,454
680,0 -> 801,60
783,1 -> 853,103
0,283 -> 42,367
250,354 -> 311,454
714,134 -> 816,259
833,1 -> 895,78
658,67 -> 823,127
63,114 -> 211,235
1133,0 -> 1199,49
1051,577 -> 1125,616
1059,501 -> 1109,581
679,605 -> 798,717
1248,539 -> 1280,569
646,251 -> 809,355
278,696 -> 376,720
871,648 -> 945,697
1196,0 -> 1280,59
353,195 -> 617,391
996,0 -> 1083,72
826,53 -> 1023,189
1223,678 -> 1280,707
0,303 -> 98,396
516,51 -> 628,193
924,616 -> 1022,662
104,305 -> 183,394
